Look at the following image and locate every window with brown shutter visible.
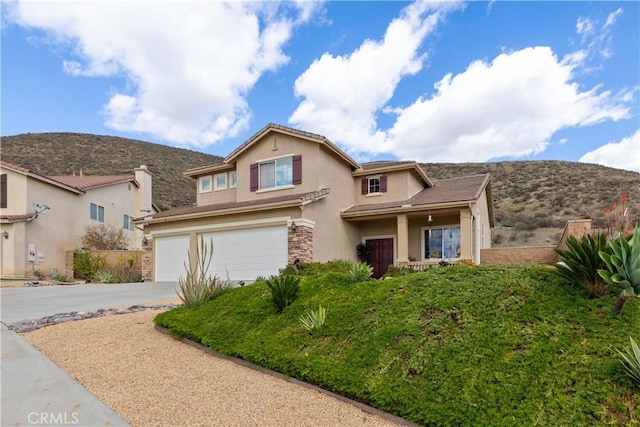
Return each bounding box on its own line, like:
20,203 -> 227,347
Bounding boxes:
380,175 -> 387,192
0,174 -> 6,208
293,155 -> 302,185
361,178 -> 368,195
250,163 -> 258,191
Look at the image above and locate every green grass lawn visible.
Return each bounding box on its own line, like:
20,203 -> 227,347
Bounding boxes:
155,265 -> 639,426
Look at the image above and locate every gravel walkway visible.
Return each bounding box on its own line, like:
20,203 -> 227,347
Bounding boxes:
21,306 -> 403,427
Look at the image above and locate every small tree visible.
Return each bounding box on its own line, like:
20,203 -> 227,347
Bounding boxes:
603,191 -> 634,239
80,223 -> 128,250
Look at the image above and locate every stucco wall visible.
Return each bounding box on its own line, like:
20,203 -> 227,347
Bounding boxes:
480,246 -> 558,265
353,169 -> 425,205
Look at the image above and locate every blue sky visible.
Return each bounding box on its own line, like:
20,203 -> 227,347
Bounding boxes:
2,1 -> 639,172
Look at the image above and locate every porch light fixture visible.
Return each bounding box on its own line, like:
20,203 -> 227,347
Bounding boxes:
2,230 -> 8,239
142,236 -> 148,246
291,221 -> 297,232
427,214 -> 433,222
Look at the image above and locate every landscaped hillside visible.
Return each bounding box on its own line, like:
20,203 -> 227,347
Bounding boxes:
156,265 -> 640,426
2,132 -> 638,227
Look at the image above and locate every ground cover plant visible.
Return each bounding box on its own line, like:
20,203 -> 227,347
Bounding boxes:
155,265 -> 639,426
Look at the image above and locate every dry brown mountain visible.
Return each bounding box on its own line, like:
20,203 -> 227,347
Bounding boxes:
2,132 -> 639,229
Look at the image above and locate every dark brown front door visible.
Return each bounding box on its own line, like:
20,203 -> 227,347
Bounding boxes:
366,238 -> 394,278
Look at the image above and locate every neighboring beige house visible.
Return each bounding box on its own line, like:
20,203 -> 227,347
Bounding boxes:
140,123 -> 494,282
0,161 -> 153,278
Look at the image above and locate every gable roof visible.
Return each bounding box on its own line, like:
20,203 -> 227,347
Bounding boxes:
50,174 -> 138,190
140,188 -> 330,224
342,173 -> 495,226
224,123 -> 361,169
0,161 -> 84,195
353,160 -> 434,187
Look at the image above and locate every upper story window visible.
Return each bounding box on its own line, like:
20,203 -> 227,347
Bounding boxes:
229,171 -> 237,188
250,155 -> 302,192
123,214 -> 134,231
199,176 -> 212,193
214,173 -> 227,191
361,175 -> 387,195
90,203 -> 105,223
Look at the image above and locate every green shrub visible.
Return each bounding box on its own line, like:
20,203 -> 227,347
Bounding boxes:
177,237 -> 230,307
52,275 -> 73,283
279,259 -> 353,276
266,275 -> 300,313
554,233 -> 611,298
110,257 -> 143,283
350,262 -> 373,282
299,305 -> 327,333
73,250 -> 108,281
599,227 -> 640,314
616,337 -> 640,385
96,271 -> 115,283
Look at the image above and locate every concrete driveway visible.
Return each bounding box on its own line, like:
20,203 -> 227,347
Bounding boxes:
1,282 -> 178,427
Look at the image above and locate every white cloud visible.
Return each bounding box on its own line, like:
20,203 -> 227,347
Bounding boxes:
5,1 -> 322,147
387,46 -> 631,162
289,1 -> 465,156
576,7 -> 623,61
579,130 -> 640,173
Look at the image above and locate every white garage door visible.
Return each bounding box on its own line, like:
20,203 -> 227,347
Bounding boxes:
154,234 -> 190,282
201,226 -> 287,282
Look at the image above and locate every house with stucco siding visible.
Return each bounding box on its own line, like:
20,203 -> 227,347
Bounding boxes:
0,161 -> 153,278
139,123 -> 494,282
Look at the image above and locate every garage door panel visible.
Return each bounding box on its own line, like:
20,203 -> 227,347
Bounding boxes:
201,226 -> 287,282
154,235 -> 190,282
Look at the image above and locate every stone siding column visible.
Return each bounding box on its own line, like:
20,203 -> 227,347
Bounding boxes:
288,225 -> 313,264
142,238 -> 153,282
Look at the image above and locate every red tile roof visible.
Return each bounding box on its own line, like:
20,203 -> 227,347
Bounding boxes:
342,174 -> 492,214
50,175 -> 137,190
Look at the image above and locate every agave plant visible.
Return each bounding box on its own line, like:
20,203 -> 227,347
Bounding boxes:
177,236 -> 230,307
554,233 -> 611,298
616,336 -> 640,385
266,275 -> 300,313
351,262 -> 373,283
300,305 -> 327,332
598,227 -> 640,314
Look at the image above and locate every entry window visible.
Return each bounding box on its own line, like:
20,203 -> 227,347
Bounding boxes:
368,177 -> 380,194
199,176 -> 212,193
424,227 -> 460,259
90,203 -> 105,223
123,214 -> 134,231
214,173 -> 227,191
229,171 -> 237,188
260,157 -> 292,190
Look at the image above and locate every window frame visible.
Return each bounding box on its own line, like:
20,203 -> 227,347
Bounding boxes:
229,170 -> 237,188
368,177 -> 381,195
421,225 -> 461,260
123,214 -> 134,231
199,176 -> 212,193
90,203 -> 105,223
258,155 -> 293,191
214,173 -> 227,191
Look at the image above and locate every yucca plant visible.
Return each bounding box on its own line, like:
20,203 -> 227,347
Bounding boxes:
300,305 -> 327,332
554,233 -> 611,298
351,262 -> 373,282
266,275 -> 300,313
599,227 -> 640,314
177,237 -> 230,307
616,336 -> 640,385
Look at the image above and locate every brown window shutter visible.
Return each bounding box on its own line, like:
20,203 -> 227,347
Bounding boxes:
0,174 -> 6,208
250,163 -> 258,191
380,175 -> 387,192
361,178 -> 368,195
292,155 -> 302,185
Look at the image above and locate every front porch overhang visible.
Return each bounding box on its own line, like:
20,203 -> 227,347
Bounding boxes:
341,200 -> 473,221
